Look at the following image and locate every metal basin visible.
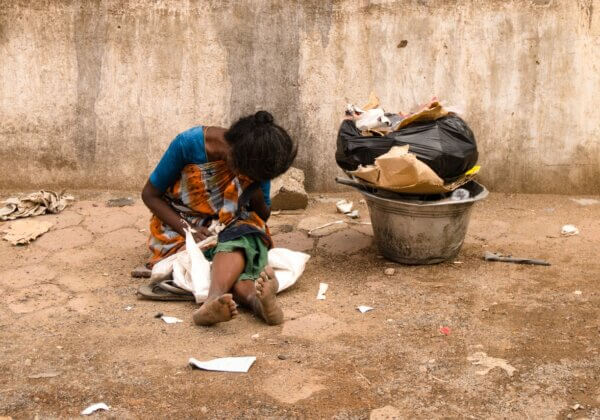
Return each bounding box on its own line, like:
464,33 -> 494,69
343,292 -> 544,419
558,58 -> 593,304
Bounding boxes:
362,181 -> 488,264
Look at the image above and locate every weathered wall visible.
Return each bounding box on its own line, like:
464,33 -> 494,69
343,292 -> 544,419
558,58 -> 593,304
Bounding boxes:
1,0 -> 599,193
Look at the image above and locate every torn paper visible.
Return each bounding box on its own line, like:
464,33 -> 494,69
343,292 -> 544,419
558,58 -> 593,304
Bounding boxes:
2,219 -> 53,245
357,306 -> 374,313
189,356 -> 256,373
317,282 -> 328,300
161,315 -> 183,324
81,403 -> 109,416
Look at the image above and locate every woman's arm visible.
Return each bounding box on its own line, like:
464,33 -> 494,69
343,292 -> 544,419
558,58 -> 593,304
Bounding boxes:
141,180 -> 211,240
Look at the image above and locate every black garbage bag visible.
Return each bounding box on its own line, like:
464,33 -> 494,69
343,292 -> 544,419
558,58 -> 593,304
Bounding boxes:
335,114 -> 478,183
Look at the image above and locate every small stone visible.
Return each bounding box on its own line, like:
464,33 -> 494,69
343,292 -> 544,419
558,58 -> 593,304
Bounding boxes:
376,387 -> 385,396
154,312 -> 163,318
277,355 -> 288,360
384,268 -> 395,276
418,365 -> 427,373
24,358 -> 32,366
251,333 -> 260,339
106,197 -> 135,207
200,406 -> 208,414
571,403 -> 583,410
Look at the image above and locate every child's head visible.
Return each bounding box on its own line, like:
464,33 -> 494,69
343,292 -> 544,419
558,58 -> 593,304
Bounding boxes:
225,111 -> 297,181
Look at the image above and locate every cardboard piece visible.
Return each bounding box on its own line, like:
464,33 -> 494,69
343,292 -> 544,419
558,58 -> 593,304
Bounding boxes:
350,146 -> 477,195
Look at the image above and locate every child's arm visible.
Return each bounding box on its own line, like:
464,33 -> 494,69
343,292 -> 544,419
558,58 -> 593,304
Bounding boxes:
249,187 -> 271,222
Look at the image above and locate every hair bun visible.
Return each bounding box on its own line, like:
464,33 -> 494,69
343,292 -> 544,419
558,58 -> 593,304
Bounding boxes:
254,110 -> 274,125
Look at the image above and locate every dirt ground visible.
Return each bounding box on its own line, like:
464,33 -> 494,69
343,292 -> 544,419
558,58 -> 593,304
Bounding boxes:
0,190 -> 599,419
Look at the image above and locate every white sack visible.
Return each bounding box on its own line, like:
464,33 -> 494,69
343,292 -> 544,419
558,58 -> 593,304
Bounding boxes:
152,229 -> 309,303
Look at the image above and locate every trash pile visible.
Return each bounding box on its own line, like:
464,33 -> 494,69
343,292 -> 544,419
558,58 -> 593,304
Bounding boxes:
336,94 -> 479,195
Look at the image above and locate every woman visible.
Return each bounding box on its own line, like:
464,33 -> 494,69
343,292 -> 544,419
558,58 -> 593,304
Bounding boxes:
141,111 -> 297,326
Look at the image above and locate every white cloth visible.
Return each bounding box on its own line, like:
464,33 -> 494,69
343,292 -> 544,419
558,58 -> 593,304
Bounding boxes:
151,229 -> 310,303
0,190 -> 73,221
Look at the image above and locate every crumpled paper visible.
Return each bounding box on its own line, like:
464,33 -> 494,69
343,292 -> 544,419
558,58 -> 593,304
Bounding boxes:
0,190 -> 74,221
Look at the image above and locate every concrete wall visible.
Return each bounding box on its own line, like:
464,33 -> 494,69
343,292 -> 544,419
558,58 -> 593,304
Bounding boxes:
1,0 -> 599,193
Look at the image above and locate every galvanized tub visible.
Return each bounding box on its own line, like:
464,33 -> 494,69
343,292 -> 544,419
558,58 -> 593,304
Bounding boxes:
360,181 -> 488,264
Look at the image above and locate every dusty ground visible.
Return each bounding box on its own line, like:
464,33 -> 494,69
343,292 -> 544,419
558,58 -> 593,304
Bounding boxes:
0,190 -> 599,419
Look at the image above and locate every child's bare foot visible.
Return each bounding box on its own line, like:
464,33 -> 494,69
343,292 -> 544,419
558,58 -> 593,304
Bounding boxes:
254,266 -> 284,325
193,294 -> 238,326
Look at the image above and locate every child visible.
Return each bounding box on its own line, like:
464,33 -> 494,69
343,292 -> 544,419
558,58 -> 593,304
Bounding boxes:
141,111 -> 297,326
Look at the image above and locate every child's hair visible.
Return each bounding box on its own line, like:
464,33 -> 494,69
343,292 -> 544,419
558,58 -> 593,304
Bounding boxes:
225,110 -> 297,181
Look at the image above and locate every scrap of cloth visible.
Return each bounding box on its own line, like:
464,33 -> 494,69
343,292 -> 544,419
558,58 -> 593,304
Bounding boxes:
148,161 -> 272,267
0,191 -> 74,221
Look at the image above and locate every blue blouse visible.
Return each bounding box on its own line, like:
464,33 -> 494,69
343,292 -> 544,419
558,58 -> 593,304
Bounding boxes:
149,126 -> 271,206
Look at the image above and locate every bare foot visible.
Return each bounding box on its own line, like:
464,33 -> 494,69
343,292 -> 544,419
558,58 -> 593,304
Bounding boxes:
193,294 -> 238,326
254,266 -> 284,325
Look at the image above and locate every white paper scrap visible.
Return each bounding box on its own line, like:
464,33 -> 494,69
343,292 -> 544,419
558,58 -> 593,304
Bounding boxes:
357,306 -> 374,313
161,315 -> 183,324
574,290 -> 583,295
561,224 -> 579,236
81,402 -> 109,416
189,356 -> 256,373
317,282 -> 328,300
336,199 -> 354,214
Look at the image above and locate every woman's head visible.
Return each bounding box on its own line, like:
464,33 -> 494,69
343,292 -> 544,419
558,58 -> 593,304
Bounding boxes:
225,111 -> 297,181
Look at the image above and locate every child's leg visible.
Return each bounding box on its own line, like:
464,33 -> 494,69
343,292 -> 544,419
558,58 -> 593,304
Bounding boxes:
192,250 -> 244,326
232,266 -> 284,326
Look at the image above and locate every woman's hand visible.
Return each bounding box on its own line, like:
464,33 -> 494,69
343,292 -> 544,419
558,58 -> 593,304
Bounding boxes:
192,225 -> 212,243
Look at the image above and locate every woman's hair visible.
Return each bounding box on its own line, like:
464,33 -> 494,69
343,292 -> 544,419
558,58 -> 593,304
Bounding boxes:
225,110 -> 297,181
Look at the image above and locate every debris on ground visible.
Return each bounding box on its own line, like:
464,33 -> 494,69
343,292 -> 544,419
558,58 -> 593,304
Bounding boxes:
357,306 -> 374,313
0,190 -> 74,221
574,290 -> 583,295
277,354 -> 288,360
2,219 -> 53,245
336,199 -> 354,214
571,403 -> 583,410
439,326 -> 451,336
160,315 -> 183,324
317,282 -> 328,300
28,371 -> 61,379
483,251 -> 550,266
561,225 -> 580,236
106,197 -> 134,207
346,209 -> 360,219
131,265 -> 152,278
384,268 -> 396,276
270,167 -> 308,210
153,312 -> 164,319
81,403 -> 109,416
189,356 -> 256,373
570,198 -> 599,206
467,351 -> 516,377
307,220 -> 345,237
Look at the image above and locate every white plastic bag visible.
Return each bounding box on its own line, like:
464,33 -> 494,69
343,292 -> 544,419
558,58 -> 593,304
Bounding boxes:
151,229 -> 310,303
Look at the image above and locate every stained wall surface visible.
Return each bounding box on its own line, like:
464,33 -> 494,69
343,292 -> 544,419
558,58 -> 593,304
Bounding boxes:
1,0 -> 599,193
